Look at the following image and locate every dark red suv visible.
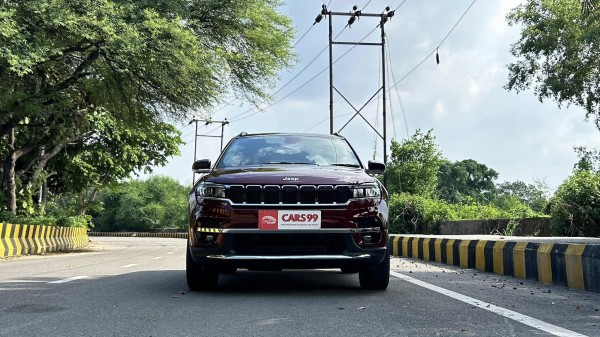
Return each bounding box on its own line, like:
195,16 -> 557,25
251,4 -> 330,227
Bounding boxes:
187,133 -> 389,290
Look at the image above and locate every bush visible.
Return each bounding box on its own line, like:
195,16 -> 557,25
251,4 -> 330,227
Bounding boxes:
0,211 -> 92,229
388,193 -> 456,234
548,170 -> 600,237
388,193 -> 541,234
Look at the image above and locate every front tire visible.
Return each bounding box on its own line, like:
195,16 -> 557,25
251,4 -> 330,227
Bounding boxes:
186,245 -> 218,291
358,250 -> 390,290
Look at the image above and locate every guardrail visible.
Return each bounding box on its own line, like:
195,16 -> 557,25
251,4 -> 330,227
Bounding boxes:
388,235 -> 600,294
0,223 -> 88,258
47,231 -> 600,294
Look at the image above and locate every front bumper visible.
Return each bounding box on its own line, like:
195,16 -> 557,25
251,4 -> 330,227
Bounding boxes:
188,231 -> 388,270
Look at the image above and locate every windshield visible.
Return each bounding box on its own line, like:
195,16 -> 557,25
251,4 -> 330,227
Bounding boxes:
216,135 -> 362,168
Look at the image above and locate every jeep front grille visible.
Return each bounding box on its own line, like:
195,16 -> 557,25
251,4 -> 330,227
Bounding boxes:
224,185 -> 352,205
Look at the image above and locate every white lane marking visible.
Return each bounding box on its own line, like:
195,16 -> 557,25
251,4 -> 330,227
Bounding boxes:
390,271 -> 588,337
49,276 -> 90,284
166,252 -> 174,255
121,264 -> 138,268
152,257 -> 163,260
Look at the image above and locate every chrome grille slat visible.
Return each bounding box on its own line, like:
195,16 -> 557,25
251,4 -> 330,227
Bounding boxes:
224,184 -> 353,205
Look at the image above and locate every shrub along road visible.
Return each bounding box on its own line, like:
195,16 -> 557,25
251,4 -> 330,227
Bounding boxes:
0,237 -> 598,336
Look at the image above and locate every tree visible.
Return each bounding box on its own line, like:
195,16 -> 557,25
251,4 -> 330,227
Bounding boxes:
436,159 -> 499,204
46,114 -> 183,215
574,146 -> 600,172
506,0 -> 600,129
94,176 -> 188,231
548,170 -> 600,236
0,0 -> 295,214
495,179 -> 550,213
385,129 -> 444,197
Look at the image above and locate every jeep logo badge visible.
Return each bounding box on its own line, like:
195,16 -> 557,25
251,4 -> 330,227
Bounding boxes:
283,177 -> 299,181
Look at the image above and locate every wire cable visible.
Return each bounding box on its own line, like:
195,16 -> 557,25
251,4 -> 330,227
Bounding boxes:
292,24 -> 316,49
389,0 -> 478,91
394,0 -> 408,11
385,37 -> 409,139
229,5 -> 395,124
274,26 -> 348,97
304,111 -> 355,132
362,0 -> 374,11
229,25 -> 372,123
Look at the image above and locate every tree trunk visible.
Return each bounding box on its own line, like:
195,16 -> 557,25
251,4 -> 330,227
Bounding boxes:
6,127 -> 17,214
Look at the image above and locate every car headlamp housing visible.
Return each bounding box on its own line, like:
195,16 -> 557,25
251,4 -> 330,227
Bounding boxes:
352,184 -> 381,199
196,182 -> 226,199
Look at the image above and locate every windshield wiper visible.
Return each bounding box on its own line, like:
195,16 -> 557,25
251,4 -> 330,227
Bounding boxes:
330,163 -> 361,168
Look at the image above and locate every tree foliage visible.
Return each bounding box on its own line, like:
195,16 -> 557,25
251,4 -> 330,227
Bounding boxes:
0,0 -> 295,214
94,176 -> 188,232
506,0 -> 600,128
495,179 -> 550,213
385,130 -> 444,197
548,169 -> 600,236
436,159 -> 499,204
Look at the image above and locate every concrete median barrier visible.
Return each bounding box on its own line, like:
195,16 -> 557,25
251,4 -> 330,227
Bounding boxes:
389,234 -> 600,294
0,223 -> 88,258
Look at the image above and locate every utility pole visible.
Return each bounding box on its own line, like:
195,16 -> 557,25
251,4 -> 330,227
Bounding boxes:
188,118 -> 229,182
314,4 -> 395,188
188,118 -> 230,160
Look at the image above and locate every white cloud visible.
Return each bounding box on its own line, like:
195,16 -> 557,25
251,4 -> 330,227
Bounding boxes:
433,100 -> 447,120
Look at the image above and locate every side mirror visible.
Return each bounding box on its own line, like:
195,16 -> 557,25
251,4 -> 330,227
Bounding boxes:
192,159 -> 211,173
366,160 -> 385,174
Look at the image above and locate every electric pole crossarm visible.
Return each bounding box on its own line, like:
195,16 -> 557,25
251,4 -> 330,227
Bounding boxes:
332,41 -> 382,46
329,12 -> 385,17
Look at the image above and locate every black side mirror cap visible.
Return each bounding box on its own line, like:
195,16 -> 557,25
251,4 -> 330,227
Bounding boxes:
192,159 -> 211,173
366,160 -> 385,174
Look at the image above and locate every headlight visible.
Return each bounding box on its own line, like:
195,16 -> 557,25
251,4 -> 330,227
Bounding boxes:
196,182 -> 226,199
352,184 -> 381,198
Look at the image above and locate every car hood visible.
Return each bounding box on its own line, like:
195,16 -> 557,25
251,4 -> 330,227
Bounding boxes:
203,165 -> 375,185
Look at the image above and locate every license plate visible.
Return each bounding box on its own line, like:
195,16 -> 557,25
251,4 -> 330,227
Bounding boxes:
258,210 -> 321,230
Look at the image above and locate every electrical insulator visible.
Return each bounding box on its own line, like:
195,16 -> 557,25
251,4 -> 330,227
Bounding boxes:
387,10 -> 395,19
385,6 -> 391,11
353,5 -> 358,11
348,15 -> 356,27
315,13 -> 323,24
355,10 -> 362,17
436,49 -> 440,65
321,4 -> 327,15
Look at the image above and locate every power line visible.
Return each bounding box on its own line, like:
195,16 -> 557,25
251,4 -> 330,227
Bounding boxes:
227,27 -> 349,122
388,0 -> 478,91
304,111 -> 355,132
292,24 -> 316,49
229,24 -> 378,123
394,0 -> 408,11
385,37 -> 409,139
273,26 -> 348,97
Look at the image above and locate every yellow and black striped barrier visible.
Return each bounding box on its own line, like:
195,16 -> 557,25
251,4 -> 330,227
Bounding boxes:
388,235 -> 600,294
0,223 -> 88,258
88,232 -> 188,239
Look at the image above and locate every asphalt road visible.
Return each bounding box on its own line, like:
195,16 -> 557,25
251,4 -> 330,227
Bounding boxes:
0,237 -> 598,337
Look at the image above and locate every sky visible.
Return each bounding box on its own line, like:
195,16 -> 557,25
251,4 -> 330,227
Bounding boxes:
146,0 -> 600,192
